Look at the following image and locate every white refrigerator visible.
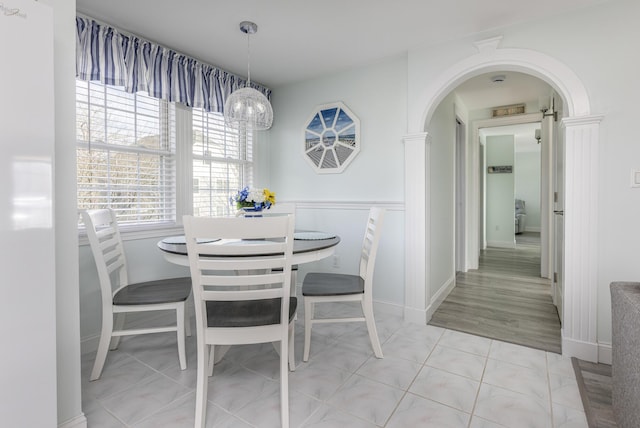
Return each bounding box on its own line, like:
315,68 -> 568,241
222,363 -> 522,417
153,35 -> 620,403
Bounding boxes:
0,1 -> 58,425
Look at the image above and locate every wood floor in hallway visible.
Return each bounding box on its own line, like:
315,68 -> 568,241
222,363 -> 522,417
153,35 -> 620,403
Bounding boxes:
429,232 -> 562,354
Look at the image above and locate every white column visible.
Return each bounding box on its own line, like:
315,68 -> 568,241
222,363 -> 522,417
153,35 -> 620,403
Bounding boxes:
403,133 -> 429,323
561,115 -> 603,362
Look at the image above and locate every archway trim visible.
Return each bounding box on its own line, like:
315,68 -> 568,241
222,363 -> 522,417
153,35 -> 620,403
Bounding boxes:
414,38 -> 591,132
405,37 -> 602,361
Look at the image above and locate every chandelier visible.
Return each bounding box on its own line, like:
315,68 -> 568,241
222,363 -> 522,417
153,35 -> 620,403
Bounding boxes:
224,21 -> 273,130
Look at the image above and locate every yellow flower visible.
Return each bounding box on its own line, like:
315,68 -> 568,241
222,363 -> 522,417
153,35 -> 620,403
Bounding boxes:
263,188 -> 276,206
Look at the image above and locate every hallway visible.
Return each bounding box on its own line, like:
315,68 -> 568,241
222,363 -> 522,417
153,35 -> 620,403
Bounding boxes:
429,232 -> 562,353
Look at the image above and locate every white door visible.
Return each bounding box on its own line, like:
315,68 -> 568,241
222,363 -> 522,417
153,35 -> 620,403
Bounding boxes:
552,97 -> 565,322
455,118 -> 466,271
540,106 -> 554,279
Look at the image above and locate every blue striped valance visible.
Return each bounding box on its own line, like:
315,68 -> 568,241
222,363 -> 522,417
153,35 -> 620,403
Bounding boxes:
75,17 -> 271,113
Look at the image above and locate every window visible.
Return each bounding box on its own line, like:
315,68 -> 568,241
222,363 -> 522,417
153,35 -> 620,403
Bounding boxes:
76,80 -> 176,227
76,80 -> 254,230
192,108 -> 253,217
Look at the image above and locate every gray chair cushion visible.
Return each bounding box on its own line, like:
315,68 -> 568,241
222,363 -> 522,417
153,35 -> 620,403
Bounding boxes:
302,273 -> 364,296
113,277 -> 192,305
206,297 -> 297,327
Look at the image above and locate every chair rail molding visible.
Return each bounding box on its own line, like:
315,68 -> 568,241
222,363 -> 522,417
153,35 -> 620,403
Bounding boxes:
293,201 -> 404,211
402,132 -> 429,323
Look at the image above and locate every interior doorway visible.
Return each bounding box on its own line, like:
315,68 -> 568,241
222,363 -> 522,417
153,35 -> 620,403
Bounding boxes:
480,121 -> 543,256
469,112 -> 546,271
404,41 -> 602,360
431,72 -> 563,351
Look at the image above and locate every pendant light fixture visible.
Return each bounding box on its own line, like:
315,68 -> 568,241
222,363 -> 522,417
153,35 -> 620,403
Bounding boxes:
224,21 -> 273,130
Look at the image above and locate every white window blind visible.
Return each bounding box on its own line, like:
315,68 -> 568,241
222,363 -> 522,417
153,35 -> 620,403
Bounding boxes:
76,80 -> 177,226
192,108 -> 253,217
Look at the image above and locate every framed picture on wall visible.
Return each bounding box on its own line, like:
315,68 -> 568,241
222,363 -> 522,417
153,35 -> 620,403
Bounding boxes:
303,102 -> 360,174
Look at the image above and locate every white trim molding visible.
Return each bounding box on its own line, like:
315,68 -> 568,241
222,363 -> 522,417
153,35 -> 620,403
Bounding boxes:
407,36 -> 604,362
293,201 -> 404,211
426,274 -> 456,321
561,115 -> 603,361
486,241 -> 516,249
598,342 -> 612,365
413,37 -> 591,132
402,133 -> 429,324
58,414 -> 87,428
562,334 -> 599,362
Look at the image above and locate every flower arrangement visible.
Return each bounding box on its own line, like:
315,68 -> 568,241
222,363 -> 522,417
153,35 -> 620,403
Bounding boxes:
233,186 -> 276,211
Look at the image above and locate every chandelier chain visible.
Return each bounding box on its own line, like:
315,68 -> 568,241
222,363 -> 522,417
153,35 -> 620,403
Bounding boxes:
246,30 -> 251,86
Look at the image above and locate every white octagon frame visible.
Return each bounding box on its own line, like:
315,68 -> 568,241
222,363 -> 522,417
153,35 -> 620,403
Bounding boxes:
303,102 -> 360,174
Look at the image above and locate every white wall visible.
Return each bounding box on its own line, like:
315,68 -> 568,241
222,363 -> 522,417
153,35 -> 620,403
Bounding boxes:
407,0 -> 640,346
269,56 -> 407,201
515,149 -> 541,231
486,136 -> 515,247
427,93 -> 456,298
267,56 -> 407,309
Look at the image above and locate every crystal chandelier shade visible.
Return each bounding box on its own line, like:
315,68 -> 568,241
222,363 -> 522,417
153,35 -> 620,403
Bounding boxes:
224,87 -> 273,130
224,21 -> 273,130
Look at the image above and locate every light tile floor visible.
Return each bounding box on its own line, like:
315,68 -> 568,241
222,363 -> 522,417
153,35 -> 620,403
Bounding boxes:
81,302 -> 588,427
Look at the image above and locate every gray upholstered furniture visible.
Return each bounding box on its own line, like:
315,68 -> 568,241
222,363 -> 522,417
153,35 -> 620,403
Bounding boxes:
610,281 -> 640,428
515,198 -> 527,234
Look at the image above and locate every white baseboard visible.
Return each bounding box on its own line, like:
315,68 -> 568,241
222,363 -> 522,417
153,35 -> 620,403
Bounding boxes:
487,240 -> 516,249
525,226 -> 541,232
426,274 -> 456,322
373,300 -> 405,318
59,414 -> 87,428
562,334 -> 599,363
404,306 -> 427,324
81,334 -> 100,356
598,342 -> 612,365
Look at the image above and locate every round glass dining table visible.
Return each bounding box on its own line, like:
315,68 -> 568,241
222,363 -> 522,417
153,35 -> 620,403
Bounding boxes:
156,231 -> 341,267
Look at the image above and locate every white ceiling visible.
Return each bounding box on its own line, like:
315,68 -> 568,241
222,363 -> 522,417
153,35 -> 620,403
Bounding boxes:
77,0 -> 606,90
453,71 -> 554,112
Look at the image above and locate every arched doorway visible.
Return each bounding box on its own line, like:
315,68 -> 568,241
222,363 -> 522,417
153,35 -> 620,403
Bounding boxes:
402,37 -> 603,361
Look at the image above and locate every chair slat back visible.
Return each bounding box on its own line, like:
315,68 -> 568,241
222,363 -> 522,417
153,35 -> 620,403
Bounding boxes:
359,207 -> 386,288
183,215 -> 295,328
81,209 -> 129,302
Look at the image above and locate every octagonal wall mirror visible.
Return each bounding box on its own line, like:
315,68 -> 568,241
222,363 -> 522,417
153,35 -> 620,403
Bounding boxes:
303,102 -> 360,174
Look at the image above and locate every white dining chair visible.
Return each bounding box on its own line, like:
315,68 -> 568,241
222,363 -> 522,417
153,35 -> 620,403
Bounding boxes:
302,207 -> 386,362
183,214 -> 296,428
263,203 -> 299,292
81,209 -> 191,381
